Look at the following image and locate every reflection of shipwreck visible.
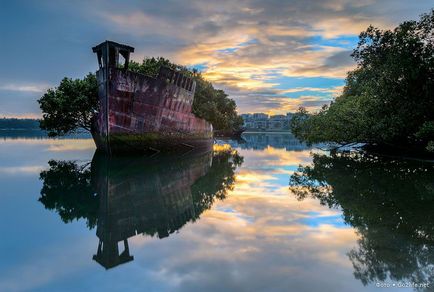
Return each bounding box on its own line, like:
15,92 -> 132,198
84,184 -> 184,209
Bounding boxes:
91,41 -> 213,155
39,146 -> 242,270
91,150 -> 212,269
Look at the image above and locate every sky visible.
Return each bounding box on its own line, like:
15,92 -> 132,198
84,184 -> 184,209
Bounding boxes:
0,0 -> 432,118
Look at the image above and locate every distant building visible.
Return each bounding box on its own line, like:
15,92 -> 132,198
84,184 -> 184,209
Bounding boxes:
286,112 -> 293,129
252,113 -> 268,119
286,112 -> 293,120
240,114 -> 254,129
241,112 -> 294,131
268,115 -> 287,130
240,114 -> 252,120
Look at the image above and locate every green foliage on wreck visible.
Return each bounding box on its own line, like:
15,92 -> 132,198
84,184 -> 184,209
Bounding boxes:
127,57 -> 244,134
38,56 -> 243,137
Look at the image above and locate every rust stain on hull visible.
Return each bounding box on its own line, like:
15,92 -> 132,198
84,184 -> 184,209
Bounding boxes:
91,41 -> 213,154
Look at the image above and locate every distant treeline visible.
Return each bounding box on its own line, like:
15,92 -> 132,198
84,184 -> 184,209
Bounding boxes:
0,118 -> 92,139
0,118 -> 41,130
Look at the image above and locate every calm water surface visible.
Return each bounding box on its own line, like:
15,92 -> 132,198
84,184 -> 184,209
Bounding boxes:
1,132 -> 433,292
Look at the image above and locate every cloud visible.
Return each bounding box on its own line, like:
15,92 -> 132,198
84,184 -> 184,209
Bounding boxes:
279,86 -> 343,95
0,83 -> 50,93
1,0 -> 432,115
282,50 -> 355,79
226,83 -> 342,114
96,0 -> 393,114
0,165 -> 43,174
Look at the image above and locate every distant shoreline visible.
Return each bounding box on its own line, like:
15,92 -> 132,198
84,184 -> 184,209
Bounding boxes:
243,130 -> 293,134
0,128 -> 91,139
0,128 -> 293,134
0,128 -> 42,131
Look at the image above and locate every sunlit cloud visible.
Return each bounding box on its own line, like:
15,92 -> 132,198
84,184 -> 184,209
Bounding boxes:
234,94 -> 334,115
96,1 -> 369,113
279,86 -> 343,94
2,0 -> 432,115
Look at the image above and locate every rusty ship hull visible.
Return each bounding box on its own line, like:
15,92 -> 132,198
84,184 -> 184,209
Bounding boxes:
91,41 -> 213,155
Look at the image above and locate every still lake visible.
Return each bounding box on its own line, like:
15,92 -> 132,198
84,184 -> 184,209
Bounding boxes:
0,132 -> 433,292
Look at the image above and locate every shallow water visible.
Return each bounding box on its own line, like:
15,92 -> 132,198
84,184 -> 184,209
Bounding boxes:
0,132 -> 432,292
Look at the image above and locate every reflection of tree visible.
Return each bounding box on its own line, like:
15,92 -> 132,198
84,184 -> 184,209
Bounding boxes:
39,146 -> 243,269
289,152 -> 434,288
39,160 -> 98,228
191,145 -> 243,214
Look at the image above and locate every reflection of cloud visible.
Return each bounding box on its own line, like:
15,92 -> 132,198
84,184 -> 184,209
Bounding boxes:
235,171 -> 277,183
46,140 -> 95,152
0,138 -> 370,291
0,139 -> 96,176
127,195 -> 358,291
121,144 -> 360,291
0,138 -> 95,152
0,237 -> 93,291
243,147 -> 321,166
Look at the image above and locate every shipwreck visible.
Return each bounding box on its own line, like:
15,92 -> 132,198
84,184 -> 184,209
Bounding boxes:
91,41 -> 213,155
